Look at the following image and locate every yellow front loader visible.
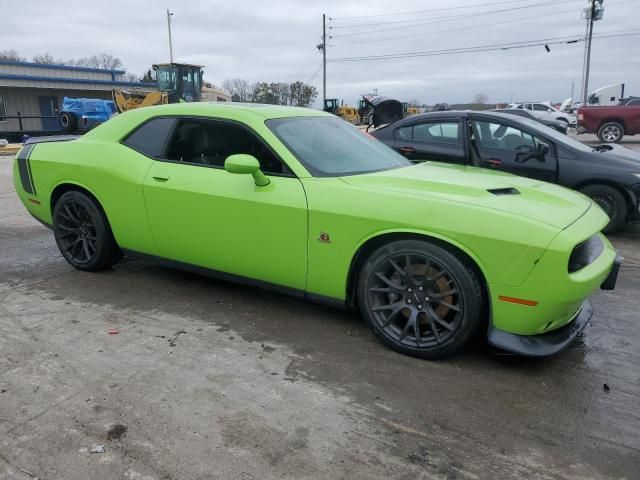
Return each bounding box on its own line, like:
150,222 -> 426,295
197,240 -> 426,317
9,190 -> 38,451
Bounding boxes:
112,63 -> 203,113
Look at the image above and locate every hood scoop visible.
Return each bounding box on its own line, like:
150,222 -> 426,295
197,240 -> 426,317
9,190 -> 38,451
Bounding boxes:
487,187 -> 520,196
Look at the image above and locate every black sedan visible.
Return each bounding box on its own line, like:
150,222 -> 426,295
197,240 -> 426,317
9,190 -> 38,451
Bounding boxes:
371,111 -> 640,232
492,108 -> 568,134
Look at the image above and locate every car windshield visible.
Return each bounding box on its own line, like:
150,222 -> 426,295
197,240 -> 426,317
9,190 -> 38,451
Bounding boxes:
266,116 -> 410,177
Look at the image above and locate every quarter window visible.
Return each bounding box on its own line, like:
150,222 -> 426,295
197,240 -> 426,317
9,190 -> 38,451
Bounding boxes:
123,118 -> 176,157
164,119 -> 290,176
395,126 -> 413,140
413,122 -> 460,144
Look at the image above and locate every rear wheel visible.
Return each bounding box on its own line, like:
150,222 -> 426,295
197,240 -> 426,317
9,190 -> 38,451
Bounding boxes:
597,122 -> 624,143
358,239 -> 484,359
580,184 -> 628,233
59,112 -> 77,132
53,191 -> 121,271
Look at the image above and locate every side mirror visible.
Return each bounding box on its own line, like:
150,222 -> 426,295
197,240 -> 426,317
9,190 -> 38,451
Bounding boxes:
537,142 -> 550,157
224,154 -> 270,186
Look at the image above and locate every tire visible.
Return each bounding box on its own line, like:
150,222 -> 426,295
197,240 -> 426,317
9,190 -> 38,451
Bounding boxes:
357,239 -> 484,359
597,122 -> 624,143
59,112 -> 77,132
580,184 -> 628,233
52,191 -> 121,271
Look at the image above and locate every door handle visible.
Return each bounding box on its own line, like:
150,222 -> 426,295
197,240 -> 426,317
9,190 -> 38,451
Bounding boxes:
486,158 -> 503,167
152,175 -> 170,182
398,146 -> 416,154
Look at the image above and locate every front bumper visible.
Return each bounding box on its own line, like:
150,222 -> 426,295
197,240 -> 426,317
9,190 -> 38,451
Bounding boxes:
488,252 -> 622,357
487,299 -> 592,357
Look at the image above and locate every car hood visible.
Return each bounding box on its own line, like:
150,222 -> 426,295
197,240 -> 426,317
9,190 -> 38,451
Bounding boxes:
341,162 -> 591,229
595,144 -> 640,166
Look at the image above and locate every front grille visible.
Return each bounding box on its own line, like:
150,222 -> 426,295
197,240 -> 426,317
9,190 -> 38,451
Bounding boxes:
568,235 -> 604,273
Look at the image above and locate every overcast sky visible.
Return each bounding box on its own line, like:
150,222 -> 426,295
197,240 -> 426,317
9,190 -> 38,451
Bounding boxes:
2,0 -> 638,106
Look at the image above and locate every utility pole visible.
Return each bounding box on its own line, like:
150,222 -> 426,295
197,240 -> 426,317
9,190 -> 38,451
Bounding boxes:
167,9 -> 174,63
322,14 -> 327,107
581,0 -> 604,105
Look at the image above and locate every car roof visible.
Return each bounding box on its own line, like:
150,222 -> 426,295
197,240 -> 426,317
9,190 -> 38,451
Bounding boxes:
135,102 -> 330,120
374,110 -> 553,135
392,110 -> 537,124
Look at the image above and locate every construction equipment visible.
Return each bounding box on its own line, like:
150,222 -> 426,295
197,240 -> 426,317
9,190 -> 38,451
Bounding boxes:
402,102 -> 420,117
323,98 -> 359,124
112,63 -> 203,113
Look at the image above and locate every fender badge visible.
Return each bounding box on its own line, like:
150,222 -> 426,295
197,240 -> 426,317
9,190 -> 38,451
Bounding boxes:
318,232 -> 331,243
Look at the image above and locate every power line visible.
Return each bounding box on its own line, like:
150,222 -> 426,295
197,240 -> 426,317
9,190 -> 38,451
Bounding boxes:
332,5 -> 580,47
284,29 -> 323,84
305,62 -> 323,85
330,0 -> 585,38
327,30 -> 640,62
330,0 -> 581,30
331,0 -> 638,46
329,0 -> 534,20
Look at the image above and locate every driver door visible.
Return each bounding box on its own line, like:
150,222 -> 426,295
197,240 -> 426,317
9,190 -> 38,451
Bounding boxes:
470,118 -> 558,182
141,117 -> 308,290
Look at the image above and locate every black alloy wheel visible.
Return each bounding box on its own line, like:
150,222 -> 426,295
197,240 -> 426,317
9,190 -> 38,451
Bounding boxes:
53,191 -> 121,271
359,240 -> 483,359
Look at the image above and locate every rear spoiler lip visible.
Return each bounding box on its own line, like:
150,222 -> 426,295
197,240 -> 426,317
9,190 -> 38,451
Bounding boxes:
24,135 -> 81,145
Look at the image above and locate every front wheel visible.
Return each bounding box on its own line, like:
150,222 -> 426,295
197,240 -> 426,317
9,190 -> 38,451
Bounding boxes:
597,122 -> 624,143
580,184 -> 628,233
53,191 -> 121,271
358,240 -> 484,359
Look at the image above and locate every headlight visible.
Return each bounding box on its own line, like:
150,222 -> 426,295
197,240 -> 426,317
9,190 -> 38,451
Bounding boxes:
633,173 -> 640,179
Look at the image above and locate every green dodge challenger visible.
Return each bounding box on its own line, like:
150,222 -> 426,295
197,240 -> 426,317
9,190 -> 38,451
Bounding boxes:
14,103 -> 621,359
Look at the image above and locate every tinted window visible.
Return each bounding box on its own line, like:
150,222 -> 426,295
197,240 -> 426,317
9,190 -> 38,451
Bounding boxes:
164,119 -> 290,176
395,126 -> 413,140
413,122 -> 460,144
267,116 -> 410,177
123,118 -> 175,157
533,104 -> 549,111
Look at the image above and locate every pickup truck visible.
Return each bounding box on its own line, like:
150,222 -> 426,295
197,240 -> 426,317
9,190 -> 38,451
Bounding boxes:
577,105 -> 640,143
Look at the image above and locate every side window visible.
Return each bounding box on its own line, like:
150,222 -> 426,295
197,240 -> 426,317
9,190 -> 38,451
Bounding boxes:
395,126 -> 413,140
473,121 -> 539,151
123,118 -> 176,157
163,119 -> 290,176
413,122 -> 460,144
533,104 -> 548,111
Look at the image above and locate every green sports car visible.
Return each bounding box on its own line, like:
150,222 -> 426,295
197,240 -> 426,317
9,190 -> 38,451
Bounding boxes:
14,103 -> 621,359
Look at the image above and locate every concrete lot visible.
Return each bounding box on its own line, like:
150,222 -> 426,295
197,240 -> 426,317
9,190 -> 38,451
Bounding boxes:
1,151 -> 639,479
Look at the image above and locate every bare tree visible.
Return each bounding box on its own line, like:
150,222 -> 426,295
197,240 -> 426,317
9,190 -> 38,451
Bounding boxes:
473,93 -> 489,104
0,50 -> 25,61
222,78 -> 251,102
73,53 -> 123,70
123,72 -> 140,82
33,53 -> 65,64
